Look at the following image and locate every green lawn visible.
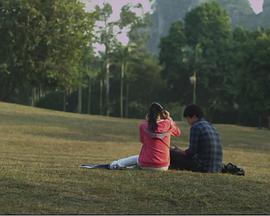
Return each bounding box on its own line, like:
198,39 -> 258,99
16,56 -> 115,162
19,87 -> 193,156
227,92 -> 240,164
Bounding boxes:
0,101 -> 269,214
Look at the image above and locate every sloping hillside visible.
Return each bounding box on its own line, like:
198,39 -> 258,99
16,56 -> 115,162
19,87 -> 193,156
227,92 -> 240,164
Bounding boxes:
0,102 -> 269,214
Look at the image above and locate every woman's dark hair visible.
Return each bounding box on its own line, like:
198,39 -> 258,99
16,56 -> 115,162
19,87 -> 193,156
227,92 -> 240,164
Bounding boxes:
183,104 -> 204,119
148,102 -> 165,132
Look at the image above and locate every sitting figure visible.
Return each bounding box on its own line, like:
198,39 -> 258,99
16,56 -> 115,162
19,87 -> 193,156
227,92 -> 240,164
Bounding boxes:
170,104 -> 223,173
81,102 -> 181,171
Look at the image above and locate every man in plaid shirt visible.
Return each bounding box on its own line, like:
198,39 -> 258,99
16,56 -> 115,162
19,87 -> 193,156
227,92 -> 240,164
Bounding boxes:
170,104 -> 223,173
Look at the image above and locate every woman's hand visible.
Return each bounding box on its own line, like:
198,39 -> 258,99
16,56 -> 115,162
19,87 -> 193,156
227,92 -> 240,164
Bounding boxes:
145,114 -> 149,120
163,110 -> 170,119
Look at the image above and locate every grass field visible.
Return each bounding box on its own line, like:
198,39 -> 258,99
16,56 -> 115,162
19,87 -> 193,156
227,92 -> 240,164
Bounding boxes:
0,101 -> 269,214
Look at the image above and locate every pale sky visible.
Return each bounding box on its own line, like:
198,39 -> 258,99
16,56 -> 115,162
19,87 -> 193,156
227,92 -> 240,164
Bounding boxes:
249,0 -> 264,14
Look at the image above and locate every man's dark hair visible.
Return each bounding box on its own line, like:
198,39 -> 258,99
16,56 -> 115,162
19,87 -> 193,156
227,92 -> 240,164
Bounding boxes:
183,104 -> 204,119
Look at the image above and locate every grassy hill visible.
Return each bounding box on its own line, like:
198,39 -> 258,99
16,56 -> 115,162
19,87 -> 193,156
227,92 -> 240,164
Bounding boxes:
0,102 -> 269,214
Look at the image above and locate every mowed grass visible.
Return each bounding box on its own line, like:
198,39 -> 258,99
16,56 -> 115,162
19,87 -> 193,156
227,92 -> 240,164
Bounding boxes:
0,102 -> 269,214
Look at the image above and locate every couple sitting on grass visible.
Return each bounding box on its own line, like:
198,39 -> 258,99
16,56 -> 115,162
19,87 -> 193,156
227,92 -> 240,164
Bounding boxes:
82,102 -> 244,175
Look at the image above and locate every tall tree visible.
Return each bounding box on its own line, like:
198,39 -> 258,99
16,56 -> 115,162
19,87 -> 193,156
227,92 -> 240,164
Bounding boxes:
0,0 -> 95,102
77,45 -> 97,114
112,43 -> 136,117
95,2 -> 117,116
184,1 -> 233,113
159,21 -> 190,104
94,2 -> 150,116
116,3 -> 150,117
127,52 -> 165,118
234,28 -> 270,127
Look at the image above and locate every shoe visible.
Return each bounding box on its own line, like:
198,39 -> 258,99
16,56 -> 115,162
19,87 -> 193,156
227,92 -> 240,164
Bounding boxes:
222,163 -> 245,176
109,161 -> 122,170
80,164 -> 110,169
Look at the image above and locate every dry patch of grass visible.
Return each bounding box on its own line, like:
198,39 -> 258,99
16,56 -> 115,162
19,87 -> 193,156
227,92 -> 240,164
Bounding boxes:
0,102 -> 269,214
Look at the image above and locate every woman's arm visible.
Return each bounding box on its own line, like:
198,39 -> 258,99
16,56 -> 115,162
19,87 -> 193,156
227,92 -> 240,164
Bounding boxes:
164,111 -> 181,137
170,119 -> 181,137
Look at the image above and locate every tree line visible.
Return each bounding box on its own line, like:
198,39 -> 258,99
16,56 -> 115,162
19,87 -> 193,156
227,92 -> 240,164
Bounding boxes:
0,0 -> 269,128
159,2 -> 270,128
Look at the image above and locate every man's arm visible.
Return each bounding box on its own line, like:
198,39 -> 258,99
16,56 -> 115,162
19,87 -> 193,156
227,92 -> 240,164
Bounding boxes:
185,125 -> 200,157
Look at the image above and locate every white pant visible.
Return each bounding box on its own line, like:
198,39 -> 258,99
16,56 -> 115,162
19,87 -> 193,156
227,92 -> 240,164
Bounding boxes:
110,155 -> 168,171
110,155 -> 139,169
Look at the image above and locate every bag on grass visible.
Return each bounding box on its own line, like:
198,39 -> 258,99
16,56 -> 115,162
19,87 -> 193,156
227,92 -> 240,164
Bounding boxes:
222,162 -> 245,176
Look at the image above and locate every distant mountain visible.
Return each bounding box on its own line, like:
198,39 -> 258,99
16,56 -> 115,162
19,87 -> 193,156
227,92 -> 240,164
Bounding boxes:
146,0 -> 269,54
255,0 -> 270,27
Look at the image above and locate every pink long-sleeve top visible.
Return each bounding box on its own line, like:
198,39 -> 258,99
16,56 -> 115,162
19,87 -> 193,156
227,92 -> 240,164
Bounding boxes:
138,118 -> 181,168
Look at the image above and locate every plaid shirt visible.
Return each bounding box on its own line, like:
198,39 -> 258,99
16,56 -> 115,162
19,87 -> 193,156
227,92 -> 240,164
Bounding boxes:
185,119 -> 223,172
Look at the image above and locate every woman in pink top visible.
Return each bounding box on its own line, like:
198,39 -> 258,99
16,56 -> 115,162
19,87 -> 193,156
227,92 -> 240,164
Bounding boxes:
109,102 -> 181,171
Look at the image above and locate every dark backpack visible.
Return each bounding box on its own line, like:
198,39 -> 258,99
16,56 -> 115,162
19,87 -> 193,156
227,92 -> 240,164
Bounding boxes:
222,162 -> 245,176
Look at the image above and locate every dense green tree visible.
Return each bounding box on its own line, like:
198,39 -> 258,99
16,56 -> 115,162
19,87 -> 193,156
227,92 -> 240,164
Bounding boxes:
94,2 -> 116,116
0,0 -> 95,102
159,21 -> 191,104
181,43 -> 203,105
76,45 -> 97,113
157,2 -> 270,126
234,28 -> 270,127
185,1 -> 231,46
127,52 -> 165,118
184,2 -> 233,115
159,2 -> 233,111
95,2 -> 150,116
0,0 -> 43,100
117,4 -> 150,117
111,42 -> 136,117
